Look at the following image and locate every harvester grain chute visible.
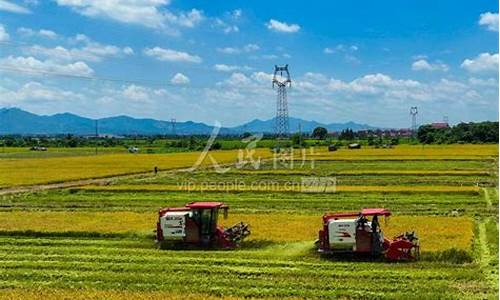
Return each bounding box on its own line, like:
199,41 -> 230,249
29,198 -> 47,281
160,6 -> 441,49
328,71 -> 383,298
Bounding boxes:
317,208 -> 419,261
156,202 -> 250,249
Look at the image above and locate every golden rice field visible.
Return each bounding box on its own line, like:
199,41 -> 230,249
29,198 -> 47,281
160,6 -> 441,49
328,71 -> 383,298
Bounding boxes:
0,149 -> 272,188
0,144 -> 496,188
0,144 -> 497,299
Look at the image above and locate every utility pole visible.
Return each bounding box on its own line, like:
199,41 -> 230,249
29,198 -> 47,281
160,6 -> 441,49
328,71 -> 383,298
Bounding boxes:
170,118 -> 176,136
298,122 -> 302,148
443,116 -> 449,125
272,64 -> 291,148
410,106 -> 418,137
95,119 -> 98,155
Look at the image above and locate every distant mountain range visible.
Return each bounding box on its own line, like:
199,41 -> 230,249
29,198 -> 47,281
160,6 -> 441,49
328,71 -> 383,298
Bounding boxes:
0,107 -> 376,135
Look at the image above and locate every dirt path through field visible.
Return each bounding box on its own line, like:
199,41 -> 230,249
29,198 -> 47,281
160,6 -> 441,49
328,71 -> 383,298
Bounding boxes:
0,166 -> 200,196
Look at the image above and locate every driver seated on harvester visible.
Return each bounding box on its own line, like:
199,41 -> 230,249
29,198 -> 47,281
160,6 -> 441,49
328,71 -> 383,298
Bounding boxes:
355,214 -> 384,255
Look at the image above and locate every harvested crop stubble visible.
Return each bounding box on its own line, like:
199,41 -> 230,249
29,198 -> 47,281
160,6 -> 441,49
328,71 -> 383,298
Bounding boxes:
3,190 -> 488,216
0,235 -> 491,299
79,184 -> 481,194
0,212 -> 474,252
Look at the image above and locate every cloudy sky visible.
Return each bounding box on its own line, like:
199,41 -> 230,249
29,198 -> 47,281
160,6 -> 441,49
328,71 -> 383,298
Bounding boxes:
0,0 -> 498,128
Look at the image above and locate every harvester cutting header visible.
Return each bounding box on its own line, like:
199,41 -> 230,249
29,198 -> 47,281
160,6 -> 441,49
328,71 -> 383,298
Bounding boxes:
317,208 -> 419,261
156,202 -> 250,249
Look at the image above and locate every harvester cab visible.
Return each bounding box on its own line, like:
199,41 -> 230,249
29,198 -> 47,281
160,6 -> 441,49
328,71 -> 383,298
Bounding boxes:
156,202 -> 250,249
318,208 -> 419,261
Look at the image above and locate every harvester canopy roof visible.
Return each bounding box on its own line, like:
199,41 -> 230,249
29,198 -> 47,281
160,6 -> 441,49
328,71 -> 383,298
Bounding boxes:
186,202 -> 227,209
324,208 -> 391,219
361,208 -> 391,217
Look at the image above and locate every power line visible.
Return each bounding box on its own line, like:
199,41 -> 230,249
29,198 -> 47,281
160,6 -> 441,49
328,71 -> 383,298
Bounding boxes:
0,65 -> 212,89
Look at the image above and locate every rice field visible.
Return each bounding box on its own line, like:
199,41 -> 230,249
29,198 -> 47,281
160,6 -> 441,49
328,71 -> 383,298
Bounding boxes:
0,149 -> 272,187
0,144 -> 497,299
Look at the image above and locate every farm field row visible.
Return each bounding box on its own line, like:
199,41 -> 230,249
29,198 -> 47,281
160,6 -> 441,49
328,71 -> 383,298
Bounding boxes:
311,144 -> 498,157
117,170 -> 494,187
80,183 -> 482,194
2,190 -> 491,216
243,159 -> 494,171
0,211 -> 473,252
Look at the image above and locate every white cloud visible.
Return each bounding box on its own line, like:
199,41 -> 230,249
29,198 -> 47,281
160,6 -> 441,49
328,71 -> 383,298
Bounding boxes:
323,48 -> 334,54
214,18 -> 239,34
216,43 -> 259,54
461,52 -> 499,73
143,47 -> 201,63
0,56 -> 94,76
123,47 -> 134,55
224,72 -> 252,87
170,73 -> 190,85
122,84 -> 150,101
243,44 -> 260,52
323,44 -> 360,64
212,9 -> 242,34
217,47 -> 240,54
479,12 -> 498,32
468,77 -> 498,87
251,71 -> 274,83
324,44 -> 358,54
23,37 -> 133,63
214,64 -> 252,72
0,0 -> 30,14
0,24 -> 9,41
18,27 -> 58,39
18,33 -> 132,63
39,29 -> 57,39
411,59 -> 449,72
266,19 -> 300,33
214,64 -> 238,72
54,0 -> 203,33
0,81 -> 84,104
231,9 -> 242,19
261,54 -> 278,60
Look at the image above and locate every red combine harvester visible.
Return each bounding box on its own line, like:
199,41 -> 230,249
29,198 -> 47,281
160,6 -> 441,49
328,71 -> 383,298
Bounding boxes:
317,208 -> 419,261
156,202 -> 250,249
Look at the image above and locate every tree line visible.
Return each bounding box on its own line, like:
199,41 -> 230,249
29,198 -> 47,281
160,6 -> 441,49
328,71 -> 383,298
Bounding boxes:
417,121 -> 498,144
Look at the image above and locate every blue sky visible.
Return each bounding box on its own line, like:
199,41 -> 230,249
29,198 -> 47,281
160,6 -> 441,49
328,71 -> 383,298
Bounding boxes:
0,0 -> 498,128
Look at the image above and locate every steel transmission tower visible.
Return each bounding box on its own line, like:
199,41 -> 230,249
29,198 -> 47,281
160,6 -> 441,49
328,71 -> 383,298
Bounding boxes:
272,65 -> 291,139
410,106 -> 418,134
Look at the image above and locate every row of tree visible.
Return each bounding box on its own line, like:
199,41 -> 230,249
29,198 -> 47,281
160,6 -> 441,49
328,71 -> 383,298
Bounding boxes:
417,122 -> 498,144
